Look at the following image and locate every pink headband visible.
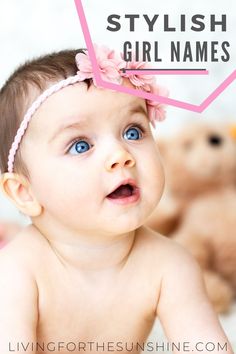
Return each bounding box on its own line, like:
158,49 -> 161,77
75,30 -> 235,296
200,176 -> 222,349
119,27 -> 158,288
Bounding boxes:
7,44 -> 168,173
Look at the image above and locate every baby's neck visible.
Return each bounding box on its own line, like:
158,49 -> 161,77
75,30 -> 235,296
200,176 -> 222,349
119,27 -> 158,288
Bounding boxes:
31,223 -> 137,272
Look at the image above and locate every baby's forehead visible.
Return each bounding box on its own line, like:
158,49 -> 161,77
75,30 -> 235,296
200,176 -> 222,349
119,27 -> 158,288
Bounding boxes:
26,83 -> 148,134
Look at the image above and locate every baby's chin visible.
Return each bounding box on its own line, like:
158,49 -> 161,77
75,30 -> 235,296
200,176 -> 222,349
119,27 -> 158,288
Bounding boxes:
101,209 -> 155,236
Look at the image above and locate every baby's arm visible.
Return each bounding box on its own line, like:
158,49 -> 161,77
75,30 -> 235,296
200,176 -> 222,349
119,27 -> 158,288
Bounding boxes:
156,243 -> 233,354
0,252 -> 38,354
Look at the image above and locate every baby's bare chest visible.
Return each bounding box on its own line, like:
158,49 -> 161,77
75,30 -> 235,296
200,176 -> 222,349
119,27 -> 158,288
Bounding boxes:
36,268 -> 159,353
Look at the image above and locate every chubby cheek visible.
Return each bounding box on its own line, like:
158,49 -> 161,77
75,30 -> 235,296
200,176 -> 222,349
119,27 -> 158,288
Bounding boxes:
139,144 -> 165,213
29,158 -> 101,219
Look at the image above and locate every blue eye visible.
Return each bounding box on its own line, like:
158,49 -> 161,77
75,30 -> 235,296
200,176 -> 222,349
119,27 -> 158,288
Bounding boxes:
68,140 -> 91,155
124,127 -> 142,141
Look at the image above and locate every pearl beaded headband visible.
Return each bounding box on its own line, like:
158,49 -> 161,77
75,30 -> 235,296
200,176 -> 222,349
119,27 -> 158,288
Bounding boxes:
7,45 -> 168,173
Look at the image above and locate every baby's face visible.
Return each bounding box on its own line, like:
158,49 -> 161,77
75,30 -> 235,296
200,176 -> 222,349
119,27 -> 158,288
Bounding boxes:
21,82 -> 164,235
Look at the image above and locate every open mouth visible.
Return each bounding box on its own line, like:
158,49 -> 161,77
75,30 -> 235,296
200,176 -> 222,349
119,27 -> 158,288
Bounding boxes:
106,181 -> 140,205
107,184 -> 135,199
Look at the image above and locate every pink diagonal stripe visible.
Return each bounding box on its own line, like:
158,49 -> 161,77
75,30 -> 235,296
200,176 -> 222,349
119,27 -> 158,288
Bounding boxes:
92,79 -> 200,112
199,70 -> 236,112
74,0 -> 100,83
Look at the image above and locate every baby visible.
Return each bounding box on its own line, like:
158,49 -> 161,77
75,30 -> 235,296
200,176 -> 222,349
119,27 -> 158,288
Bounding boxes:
0,45 -> 233,354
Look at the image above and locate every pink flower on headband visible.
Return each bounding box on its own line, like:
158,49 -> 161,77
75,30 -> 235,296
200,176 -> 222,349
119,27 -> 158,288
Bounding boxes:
75,52 -> 93,81
147,85 -> 169,126
122,60 -> 155,92
76,45 -> 126,84
75,44 -> 168,123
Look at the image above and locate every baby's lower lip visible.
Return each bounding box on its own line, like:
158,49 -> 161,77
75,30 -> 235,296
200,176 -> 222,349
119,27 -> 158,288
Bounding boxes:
106,187 -> 140,205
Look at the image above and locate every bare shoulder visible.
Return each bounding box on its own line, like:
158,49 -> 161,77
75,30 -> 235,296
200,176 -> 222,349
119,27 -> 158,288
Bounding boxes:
0,224 -> 48,273
135,225 -> 193,265
0,224 -> 38,292
0,224 -> 46,317
134,226 -> 202,288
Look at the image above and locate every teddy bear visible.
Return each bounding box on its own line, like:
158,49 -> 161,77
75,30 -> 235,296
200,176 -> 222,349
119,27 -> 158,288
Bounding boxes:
146,122 -> 236,234
146,122 -> 236,312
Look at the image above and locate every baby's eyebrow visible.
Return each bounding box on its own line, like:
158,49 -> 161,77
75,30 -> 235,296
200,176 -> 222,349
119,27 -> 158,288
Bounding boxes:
127,104 -> 148,118
49,119 -> 88,143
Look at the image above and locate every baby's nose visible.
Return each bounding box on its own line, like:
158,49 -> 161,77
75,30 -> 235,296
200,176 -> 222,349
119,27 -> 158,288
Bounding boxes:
105,149 -> 135,172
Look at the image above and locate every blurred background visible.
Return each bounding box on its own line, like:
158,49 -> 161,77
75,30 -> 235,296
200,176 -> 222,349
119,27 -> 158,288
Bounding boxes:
0,0 -> 235,351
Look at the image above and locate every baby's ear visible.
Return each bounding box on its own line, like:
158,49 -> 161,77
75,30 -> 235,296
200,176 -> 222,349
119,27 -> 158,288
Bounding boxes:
0,173 -> 42,217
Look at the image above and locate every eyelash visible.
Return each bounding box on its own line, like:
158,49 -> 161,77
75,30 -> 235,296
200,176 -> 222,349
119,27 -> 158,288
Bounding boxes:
126,122 -> 147,135
66,121 -> 148,153
66,136 -> 92,153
